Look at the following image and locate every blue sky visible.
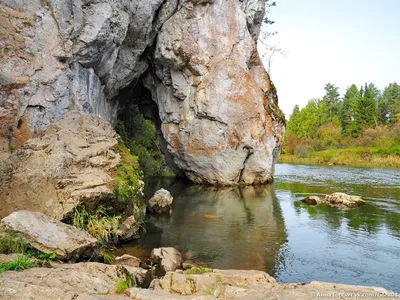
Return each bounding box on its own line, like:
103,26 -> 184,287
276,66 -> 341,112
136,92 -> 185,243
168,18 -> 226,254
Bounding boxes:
258,0 -> 400,116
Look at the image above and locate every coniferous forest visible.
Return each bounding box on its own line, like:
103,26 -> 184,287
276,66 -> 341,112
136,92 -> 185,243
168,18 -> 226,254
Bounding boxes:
282,82 -> 400,167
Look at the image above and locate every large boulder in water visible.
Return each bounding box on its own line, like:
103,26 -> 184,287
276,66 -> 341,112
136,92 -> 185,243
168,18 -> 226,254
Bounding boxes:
148,189 -> 174,215
0,210 -> 98,260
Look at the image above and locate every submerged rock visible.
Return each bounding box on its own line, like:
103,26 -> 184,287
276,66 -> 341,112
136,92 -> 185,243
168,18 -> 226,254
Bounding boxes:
148,189 -> 174,215
301,196 -> 323,205
0,210 -> 98,260
301,193 -> 365,210
150,247 -> 183,275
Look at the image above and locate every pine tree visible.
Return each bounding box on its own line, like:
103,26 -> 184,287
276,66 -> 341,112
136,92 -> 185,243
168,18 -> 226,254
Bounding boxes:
323,83 -> 340,121
381,82 -> 400,124
355,83 -> 377,130
341,84 -> 362,136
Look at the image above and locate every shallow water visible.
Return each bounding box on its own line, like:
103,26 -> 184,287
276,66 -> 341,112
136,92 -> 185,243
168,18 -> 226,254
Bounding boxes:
115,163 -> 400,291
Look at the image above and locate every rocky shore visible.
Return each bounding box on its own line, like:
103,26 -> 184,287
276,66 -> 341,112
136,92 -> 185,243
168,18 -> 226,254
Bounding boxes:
0,210 -> 396,300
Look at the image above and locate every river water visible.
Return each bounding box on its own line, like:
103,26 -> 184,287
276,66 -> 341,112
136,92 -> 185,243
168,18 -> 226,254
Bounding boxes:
115,163 -> 400,291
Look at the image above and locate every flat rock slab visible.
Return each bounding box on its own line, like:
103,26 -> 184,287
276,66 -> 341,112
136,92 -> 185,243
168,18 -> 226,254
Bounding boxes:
0,210 -> 98,260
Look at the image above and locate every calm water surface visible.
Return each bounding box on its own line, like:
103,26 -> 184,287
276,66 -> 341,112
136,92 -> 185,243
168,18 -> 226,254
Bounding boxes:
115,164 -> 400,291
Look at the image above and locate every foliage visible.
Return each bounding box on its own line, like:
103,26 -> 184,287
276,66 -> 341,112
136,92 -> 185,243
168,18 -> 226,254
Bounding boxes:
103,253 -> 114,264
73,206 -> 120,246
0,234 -> 30,254
284,82 -> 400,164
115,273 -> 135,294
184,267 -> 213,275
116,105 -> 172,177
0,255 -> 40,274
115,279 -> 129,294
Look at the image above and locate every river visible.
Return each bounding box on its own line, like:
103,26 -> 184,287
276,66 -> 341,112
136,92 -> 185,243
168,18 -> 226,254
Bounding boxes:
114,163 -> 400,291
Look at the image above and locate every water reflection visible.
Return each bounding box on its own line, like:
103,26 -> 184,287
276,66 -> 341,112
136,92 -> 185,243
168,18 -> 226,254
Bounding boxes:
117,178 -> 287,276
115,164 -> 400,291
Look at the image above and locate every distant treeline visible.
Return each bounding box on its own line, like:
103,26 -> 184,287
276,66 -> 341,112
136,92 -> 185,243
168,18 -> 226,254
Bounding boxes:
284,82 -> 400,156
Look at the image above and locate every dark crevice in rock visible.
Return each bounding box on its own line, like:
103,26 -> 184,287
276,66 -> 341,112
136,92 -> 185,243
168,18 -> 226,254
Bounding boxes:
239,145 -> 254,184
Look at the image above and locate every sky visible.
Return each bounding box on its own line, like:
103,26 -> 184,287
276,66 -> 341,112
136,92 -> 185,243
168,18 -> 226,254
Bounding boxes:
258,0 -> 400,117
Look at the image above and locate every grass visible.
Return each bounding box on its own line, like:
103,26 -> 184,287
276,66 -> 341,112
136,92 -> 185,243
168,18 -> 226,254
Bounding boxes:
115,279 -> 129,293
0,234 -> 30,254
184,267 -> 213,275
279,147 -> 400,168
73,206 -> 121,246
112,139 -> 142,206
0,255 -> 40,274
115,273 -> 135,294
103,253 -> 114,264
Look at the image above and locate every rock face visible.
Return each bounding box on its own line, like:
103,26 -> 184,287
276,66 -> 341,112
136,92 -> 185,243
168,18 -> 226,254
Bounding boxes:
0,0 -> 284,186
0,210 -> 98,260
0,111 -> 124,220
148,189 -> 174,215
301,193 -> 365,210
150,247 -> 183,275
147,0 -> 285,185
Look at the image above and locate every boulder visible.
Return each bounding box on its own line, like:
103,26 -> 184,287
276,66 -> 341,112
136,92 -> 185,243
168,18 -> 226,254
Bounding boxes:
156,270 -> 276,296
301,196 -> 323,205
0,211 -> 98,260
0,262 -> 129,299
148,189 -> 174,215
325,192 -> 365,209
118,216 -> 141,241
150,247 -> 183,275
0,111 -> 124,220
113,254 -> 149,269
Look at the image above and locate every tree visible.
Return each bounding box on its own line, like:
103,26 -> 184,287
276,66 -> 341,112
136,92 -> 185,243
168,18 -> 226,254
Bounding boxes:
381,82 -> 400,124
355,83 -> 377,130
323,83 -> 340,120
341,84 -> 362,137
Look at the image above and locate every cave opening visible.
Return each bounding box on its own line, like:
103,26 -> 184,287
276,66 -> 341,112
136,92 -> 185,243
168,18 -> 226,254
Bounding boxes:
115,76 -> 174,178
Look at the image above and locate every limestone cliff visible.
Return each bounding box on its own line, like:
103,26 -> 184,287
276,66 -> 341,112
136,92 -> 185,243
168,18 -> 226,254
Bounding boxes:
0,0 -> 285,185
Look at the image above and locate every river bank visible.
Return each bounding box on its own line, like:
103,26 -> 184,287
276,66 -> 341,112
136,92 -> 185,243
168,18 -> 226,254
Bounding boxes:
279,147 -> 400,168
0,252 -> 396,299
